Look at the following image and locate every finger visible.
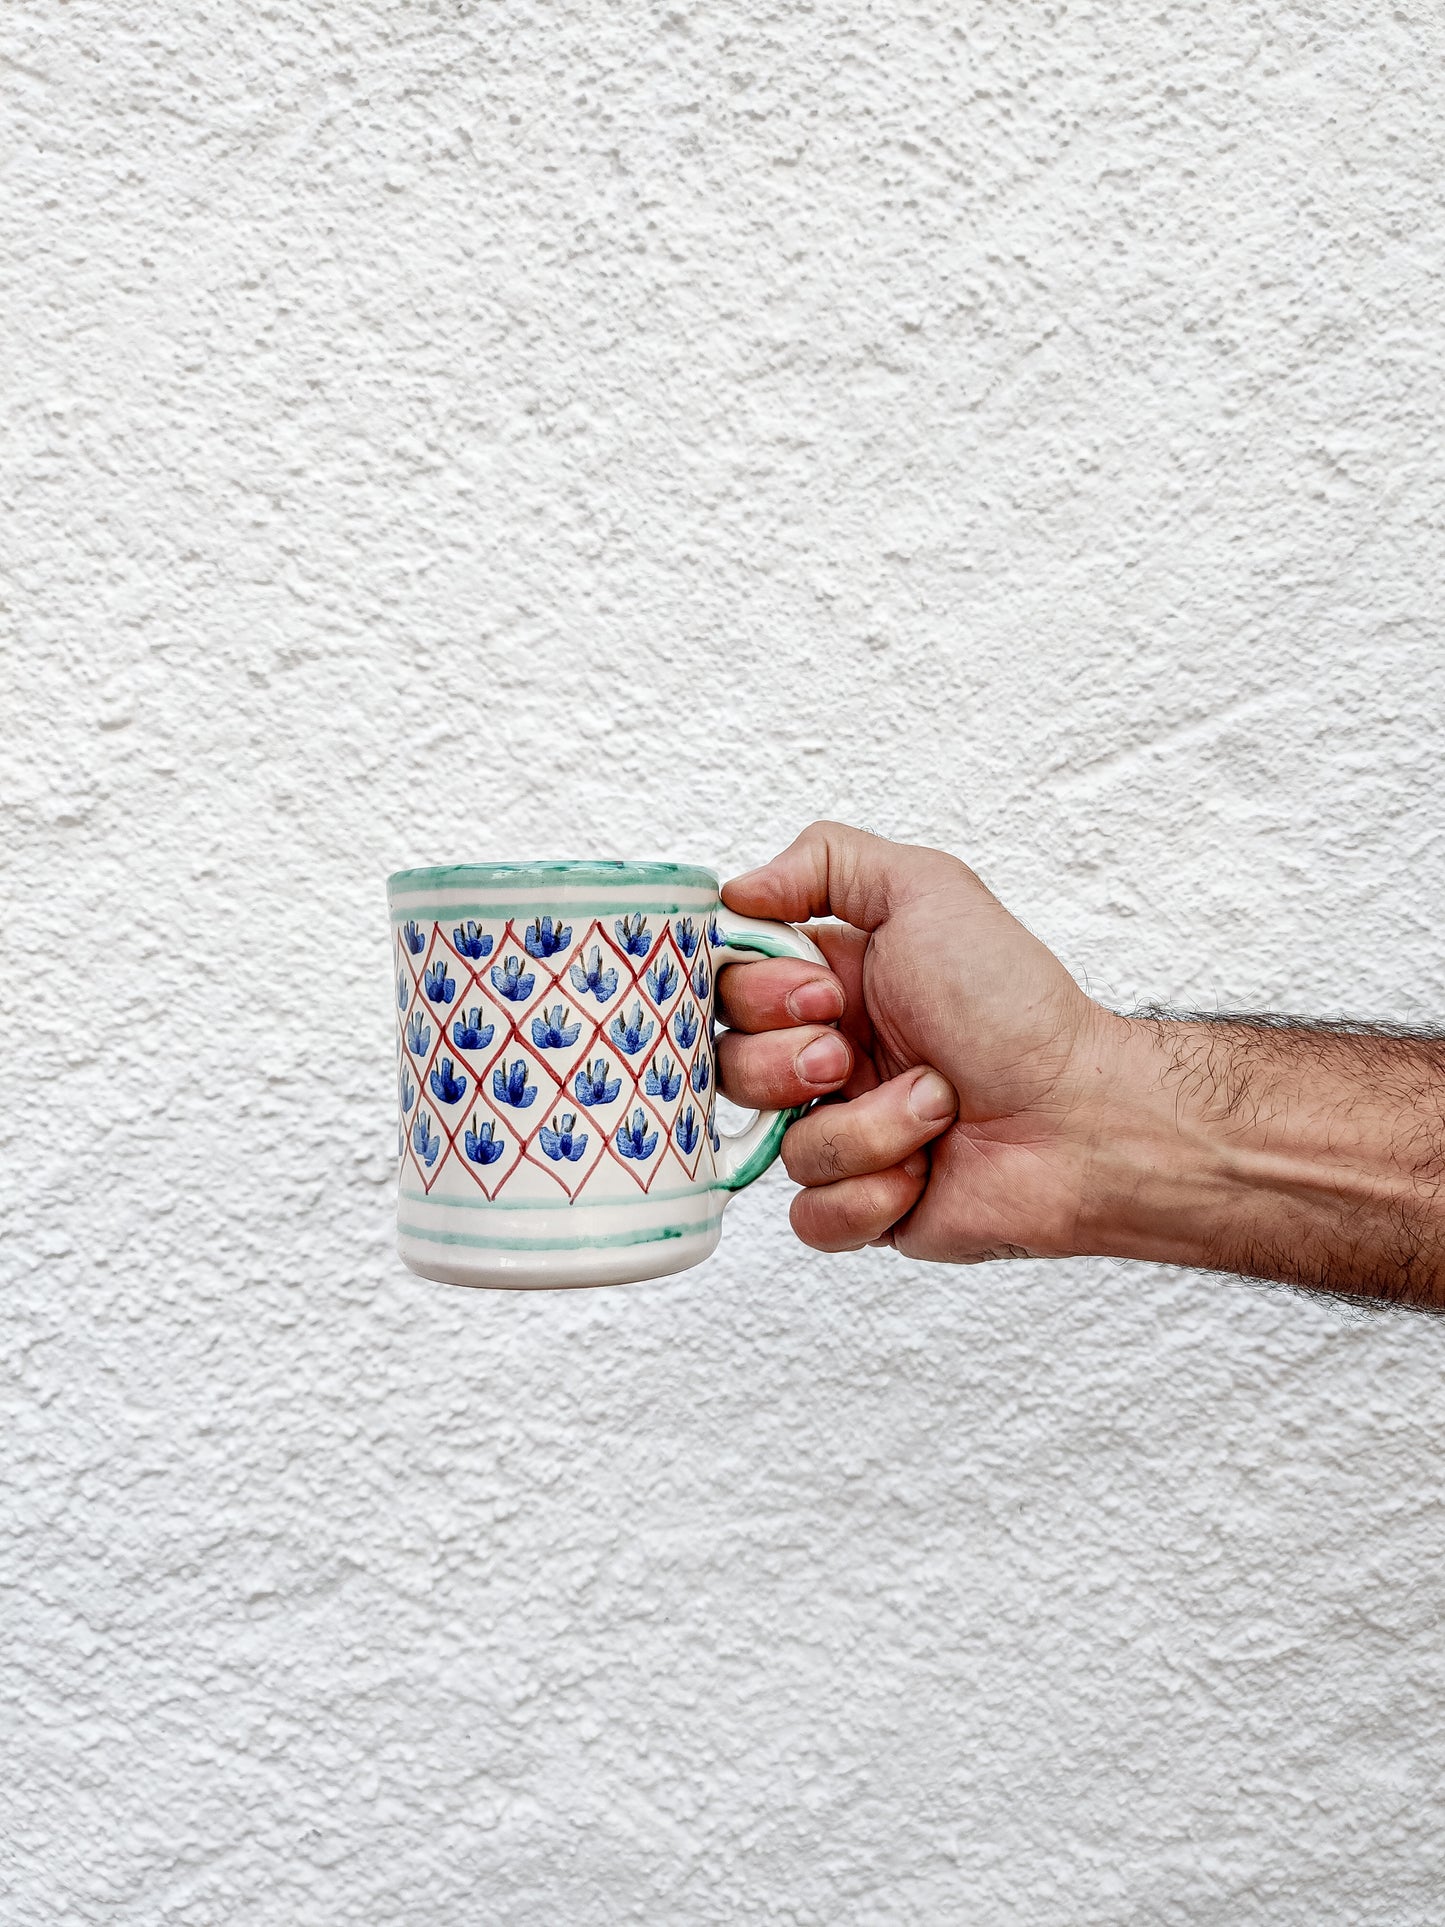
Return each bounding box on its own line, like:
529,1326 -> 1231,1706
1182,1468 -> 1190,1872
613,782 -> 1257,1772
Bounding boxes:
716,1022 -> 852,1109
722,820 -> 967,932
715,955 -> 846,1032
781,1068 -> 957,1186
720,926 -> 877,1077
809,923 -> 875,1058
789,1159 -> 930,1253
810,925 -> 881,1099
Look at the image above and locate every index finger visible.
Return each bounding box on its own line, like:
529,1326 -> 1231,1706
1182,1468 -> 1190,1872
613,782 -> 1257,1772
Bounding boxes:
716,955 -> 846,1033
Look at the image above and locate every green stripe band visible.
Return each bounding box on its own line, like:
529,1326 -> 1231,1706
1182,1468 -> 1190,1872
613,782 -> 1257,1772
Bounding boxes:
389,897 -> 716,922
397,1219 -> 708,1253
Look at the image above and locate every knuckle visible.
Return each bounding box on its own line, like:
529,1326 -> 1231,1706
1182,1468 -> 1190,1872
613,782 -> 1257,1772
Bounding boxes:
818,1131 -> 849,1180
789,1194 -> 833,1250
782,1120 -> 854,1184
842,1109 -> 897,1174
725,1043 -> 794,1108
836,1182 -> 886,1240
791,1184 -> 871,1252
787,1096 -> 925,1185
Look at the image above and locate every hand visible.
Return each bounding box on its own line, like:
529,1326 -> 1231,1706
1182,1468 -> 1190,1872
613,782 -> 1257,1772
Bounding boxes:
717,821 -> 1129,1260
720,821 -> 1445,1307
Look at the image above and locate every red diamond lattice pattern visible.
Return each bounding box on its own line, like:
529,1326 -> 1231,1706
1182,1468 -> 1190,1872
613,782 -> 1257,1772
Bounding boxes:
396,912 -> 719,1202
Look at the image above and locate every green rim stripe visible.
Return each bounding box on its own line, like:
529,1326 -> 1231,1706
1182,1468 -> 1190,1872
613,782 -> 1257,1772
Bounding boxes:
389,861 -> 719,892
389,897 -> 716,921
398,1219 -> 710,1252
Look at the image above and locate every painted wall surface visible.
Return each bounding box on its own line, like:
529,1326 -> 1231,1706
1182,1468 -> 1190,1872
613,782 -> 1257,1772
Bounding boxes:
5,4 -> 1445,1921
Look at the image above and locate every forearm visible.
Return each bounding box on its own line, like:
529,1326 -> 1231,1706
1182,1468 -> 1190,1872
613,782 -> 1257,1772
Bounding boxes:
1078,1015 -> 1445,1308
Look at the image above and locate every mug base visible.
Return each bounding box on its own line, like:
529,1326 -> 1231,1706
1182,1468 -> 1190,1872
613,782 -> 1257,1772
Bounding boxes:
397,1223 -> 722,1292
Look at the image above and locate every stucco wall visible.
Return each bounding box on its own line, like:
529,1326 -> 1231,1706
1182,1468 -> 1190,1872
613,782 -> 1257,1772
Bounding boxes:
5,3 -> 1445,1921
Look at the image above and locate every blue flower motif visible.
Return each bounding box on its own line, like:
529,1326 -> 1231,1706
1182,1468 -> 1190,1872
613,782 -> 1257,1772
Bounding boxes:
645,957 -> 679,1003
403,920 -> 426,955
524,915 -> 573,959
615,914 -> 652,958
690,1053 -> 710,1093
490,955 -> 536,1003
405,1010 -> 432,1057
690,955 -> 711,999
531,1003 -> 581,1050
675,1105 -> 700,1155
452,1007 -> 495,1052
464,1114 -> 504,1165
492,1058 -> 537,1109
429,1056 -> 468,1106
707,915 -> 725,948
674,916 -> 699,958
707,1100 -> 720,1151
616,1108 -> 658,1161
425,959 -> 456,1005
412,1110 -> 441,1168
539,1111 -> 589,1163
609,1001 -> 655,1056
672,1000 -> 700,1050
574,1057 -> 621,1108
453,921 -> 494,961
399,1067 -> 416,1113
644,1053 -> 682,1102
570,946 -> 619,1003
397,971 -> 409,1010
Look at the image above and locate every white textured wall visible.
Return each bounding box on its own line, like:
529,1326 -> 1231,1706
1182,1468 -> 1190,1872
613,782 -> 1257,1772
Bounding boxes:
5,2 -> 1445,1920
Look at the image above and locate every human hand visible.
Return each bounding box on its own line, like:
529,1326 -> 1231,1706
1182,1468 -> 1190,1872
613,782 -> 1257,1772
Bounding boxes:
717,821 -> 1130,1260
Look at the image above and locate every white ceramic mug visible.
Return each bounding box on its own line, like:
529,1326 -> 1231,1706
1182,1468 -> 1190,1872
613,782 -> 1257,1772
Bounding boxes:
389,861 -> 826,1289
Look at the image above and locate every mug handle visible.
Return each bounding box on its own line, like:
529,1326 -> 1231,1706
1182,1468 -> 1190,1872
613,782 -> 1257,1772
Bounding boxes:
710,905 -> 830,1193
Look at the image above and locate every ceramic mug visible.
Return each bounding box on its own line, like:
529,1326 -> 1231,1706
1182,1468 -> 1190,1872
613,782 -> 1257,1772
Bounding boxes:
388,861 -> 827,1289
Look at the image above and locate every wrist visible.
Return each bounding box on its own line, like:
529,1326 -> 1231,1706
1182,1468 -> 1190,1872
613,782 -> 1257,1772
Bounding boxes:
1066,1016 -> 1251,1269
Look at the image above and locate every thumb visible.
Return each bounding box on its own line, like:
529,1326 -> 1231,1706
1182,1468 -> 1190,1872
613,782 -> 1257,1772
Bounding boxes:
722,820 -> 961,931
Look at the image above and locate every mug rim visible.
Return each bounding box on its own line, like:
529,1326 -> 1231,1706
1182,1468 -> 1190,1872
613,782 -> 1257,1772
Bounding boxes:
387,859 -> 720,893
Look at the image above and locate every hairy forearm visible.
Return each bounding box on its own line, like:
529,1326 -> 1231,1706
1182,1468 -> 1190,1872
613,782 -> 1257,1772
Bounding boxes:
1078,1014 -> 1445,1309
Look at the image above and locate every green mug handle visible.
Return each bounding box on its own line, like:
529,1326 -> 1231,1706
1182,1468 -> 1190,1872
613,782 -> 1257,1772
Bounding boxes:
710,906 -> 829,1192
